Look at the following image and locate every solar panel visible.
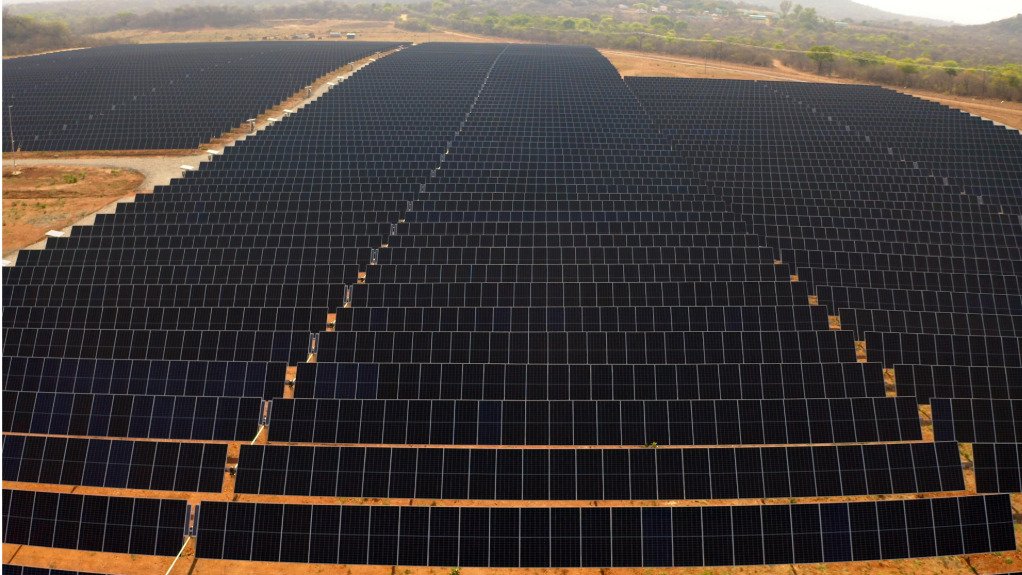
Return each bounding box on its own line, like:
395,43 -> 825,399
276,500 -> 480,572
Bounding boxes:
267,397 -> 921,445
2,392 -> 262,440
194,496 -> 1015,566
973,443 -> 1022,493
2,328 -> 309,363
351,280 -> 812,307
362,262 -> 792,283
866,332 -> 1022,367
932,398 -> 1022,442
2,357 -> 286,399
315,330 -> 858,364
894,364 -> 1022,404
2,436 -> 226,492
235,443 -> 962,499
333,304 -> 830,332
2,489 -> 187,556
840,308 -> 1022,338
1,566 -> 115,575
294,361 -> 885,400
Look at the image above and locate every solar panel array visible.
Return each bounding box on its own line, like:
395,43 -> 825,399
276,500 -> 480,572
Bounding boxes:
628,78 -> 1022,404
3,43 -> 1021,569
2,42 -> 400,151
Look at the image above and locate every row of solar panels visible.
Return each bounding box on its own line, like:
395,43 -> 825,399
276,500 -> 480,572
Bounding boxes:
2,437 -> 968,497
8,304 -> 1022,337
5,392 -> 1022,443
5,327 -> 1018,367
8,356 -> 1022,405
9,437 -> 1022,497
2,490 -> 1015,566
3,262 -> 797,285
4,327 -> 869,364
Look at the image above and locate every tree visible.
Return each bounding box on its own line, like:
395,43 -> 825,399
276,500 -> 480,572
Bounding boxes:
650,15 -> 673,30
897,60 -> 920,86
779,0 -> 792,18
2,9 -> 78,55
852,51 -> 880,67
797,7 -> 820,29
807,45 -> 836,75
991,65 -> 1021,98
941,60 -> 961,91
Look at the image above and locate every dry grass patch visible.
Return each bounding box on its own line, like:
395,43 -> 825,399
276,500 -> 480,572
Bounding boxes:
2,164 -> 143,255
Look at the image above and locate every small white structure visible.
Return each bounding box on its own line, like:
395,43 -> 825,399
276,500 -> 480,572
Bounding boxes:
346,32 -> 356,39
0,259 -> 11,267
247,118 -> 257,133
266,117 -> 280,124
179,165 -> 196,176
206,149 -> 223,161
45,230 -> 65,238
283,108 -> 296,117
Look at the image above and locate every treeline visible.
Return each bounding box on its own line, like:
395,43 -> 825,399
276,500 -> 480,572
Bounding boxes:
787,47 -> 1022,100
420,8 -> 1021,100
3,9 -> 85,55
423,12 -> 773,67
78,2 -> 403,33
7,0 -> 1018,100
79,6 -> 259,32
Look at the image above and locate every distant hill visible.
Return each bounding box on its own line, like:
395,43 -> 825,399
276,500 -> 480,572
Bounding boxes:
737,0 -> 953,25
944,14 -> 1022,63
969,13 -> 1022,33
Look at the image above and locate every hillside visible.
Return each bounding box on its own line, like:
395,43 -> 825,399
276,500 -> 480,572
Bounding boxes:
961,14 -> 1022,53
2,8 -> 88,55
735,0 -> 952,25
977,13 -> 1022,31
919,14 -> 1022,64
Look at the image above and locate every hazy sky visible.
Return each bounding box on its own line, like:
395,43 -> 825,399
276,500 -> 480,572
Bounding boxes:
853,0 -> 1019,24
